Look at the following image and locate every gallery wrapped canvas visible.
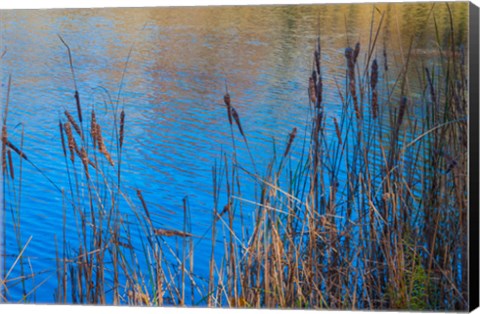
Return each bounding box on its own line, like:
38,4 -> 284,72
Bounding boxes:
0,0 -> 479,311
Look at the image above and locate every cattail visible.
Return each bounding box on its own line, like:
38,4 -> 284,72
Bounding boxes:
383,46 -> 388,72
219,203 -> 230,219
372,92 -> 378,119
231,107 -> 245,138
90,110 -> 97,148
2,125 -> 7,175
6,141 -> 27,160
59,120 -> 67,157
425,68 -> 437,106
371,60 -> 378,90
371,59 -> 379,119
309,77 -> 317,105
314,111 -> 324,137
223,92 -> 233,125
136,189 -> 151,221
154,228 -> 192,237
283,127 -> 297,157
397,96 -> 407,128
353,42 -> 360,64
119,109 -> 125,149
345,47 -> 361,120
65,110 -> 82,137
74,91 -> 83,123
96,123 -> 114,166
314,50 -> 320,76
64,122 -> 76,164
79,147 -> 90,180
316,76 -> 323,109
345,47 -> 353,65
333,117 -> 342,145
7,149 -> 13,180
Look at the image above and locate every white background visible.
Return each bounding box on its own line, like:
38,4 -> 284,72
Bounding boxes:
0,0 -> 479,314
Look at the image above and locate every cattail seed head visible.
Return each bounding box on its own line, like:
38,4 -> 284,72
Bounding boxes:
316,76 -> 323,109
371,59 -> 378,90
353,42 -> 360,64
2,125 -> 7,175
74,91 -> 83,123
120,109 -> 125,149
284,127 -> 297,157
333,117 -> 342,145
345,46 -> 361,120
231,107 -> 245,138
223,93 -> 233,125
309,77 -> 317,105
64,122 -> 76,164
65,110 -> 82,137
90,110 -> 97,148
59,120 -> 67,157
96,123 -> 114,166
397,96 -> 407,128
79,147 -> 90,180
383,47 -> 388,72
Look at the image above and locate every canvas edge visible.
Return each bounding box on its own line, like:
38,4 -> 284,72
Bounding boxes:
469,1 -> 480,312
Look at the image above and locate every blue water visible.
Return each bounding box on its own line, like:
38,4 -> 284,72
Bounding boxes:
0,4 -> 467,304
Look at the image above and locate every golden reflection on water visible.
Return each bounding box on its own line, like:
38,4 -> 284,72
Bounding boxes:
3,3 -> 468,93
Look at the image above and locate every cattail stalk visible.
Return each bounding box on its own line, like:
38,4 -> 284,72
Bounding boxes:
6,141 -> 28,160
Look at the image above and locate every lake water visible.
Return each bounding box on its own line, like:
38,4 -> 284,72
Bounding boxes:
0,3 -> 468,304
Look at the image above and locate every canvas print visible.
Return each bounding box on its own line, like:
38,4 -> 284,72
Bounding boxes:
0,1 -> 478,311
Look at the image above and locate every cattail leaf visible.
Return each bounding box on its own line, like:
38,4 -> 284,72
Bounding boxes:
223,92 -> 233,125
